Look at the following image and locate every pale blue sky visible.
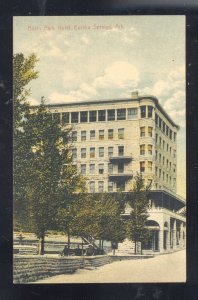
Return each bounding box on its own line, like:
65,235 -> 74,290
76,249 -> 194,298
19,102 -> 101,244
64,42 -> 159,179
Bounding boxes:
13,16 -> 186,198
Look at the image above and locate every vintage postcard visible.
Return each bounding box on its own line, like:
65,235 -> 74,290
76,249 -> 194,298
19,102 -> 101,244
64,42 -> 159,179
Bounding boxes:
13,15 -> 186,283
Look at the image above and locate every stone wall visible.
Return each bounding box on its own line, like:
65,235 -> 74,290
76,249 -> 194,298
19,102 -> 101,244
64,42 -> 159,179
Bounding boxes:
13,255 -> 112,283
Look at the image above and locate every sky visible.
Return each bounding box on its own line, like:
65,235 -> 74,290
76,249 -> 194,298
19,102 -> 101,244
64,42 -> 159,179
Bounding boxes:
13,16 -> 186,198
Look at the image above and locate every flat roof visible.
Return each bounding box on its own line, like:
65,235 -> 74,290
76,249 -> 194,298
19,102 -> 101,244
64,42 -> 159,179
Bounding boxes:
32,94 -> 179,129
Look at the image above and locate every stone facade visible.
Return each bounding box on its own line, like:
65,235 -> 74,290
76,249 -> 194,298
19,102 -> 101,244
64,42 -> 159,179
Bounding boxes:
46,91 -> 186,254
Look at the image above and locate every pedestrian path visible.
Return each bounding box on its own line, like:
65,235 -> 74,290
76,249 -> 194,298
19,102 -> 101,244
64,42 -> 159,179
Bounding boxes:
35,249 -> 186,283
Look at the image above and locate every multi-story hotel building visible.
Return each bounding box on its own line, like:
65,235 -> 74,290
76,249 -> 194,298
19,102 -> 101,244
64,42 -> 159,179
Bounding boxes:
47,91 -> 186,254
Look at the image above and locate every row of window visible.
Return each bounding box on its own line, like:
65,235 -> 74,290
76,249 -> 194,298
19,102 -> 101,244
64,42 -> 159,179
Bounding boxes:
155,167 -> 176,185
71,128 -> 124,142
54,108 -> 138,125
81,162 -> 126,175
140,161 -> 153,173
155,113 -> 176,141
72,146 -> 125,159
89,180 -> 125,192
140,144 -> 153,155
140,126 -> 153,137
156,134 -> 176,157
155,152 -> 176,172
52,105 -> 155,125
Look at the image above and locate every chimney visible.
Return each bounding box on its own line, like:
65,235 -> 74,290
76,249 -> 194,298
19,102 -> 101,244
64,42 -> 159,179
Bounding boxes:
131,91 -> 138,99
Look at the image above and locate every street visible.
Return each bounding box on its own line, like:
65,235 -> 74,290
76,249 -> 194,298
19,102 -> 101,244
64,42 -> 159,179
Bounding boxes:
35,250 -> 186,283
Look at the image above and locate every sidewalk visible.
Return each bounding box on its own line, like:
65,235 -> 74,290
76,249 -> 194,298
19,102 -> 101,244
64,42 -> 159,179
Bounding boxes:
35,249 -> 186,283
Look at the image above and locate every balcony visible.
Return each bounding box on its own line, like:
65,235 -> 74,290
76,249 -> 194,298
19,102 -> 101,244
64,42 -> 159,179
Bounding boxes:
109,156 -> 132,163
109,173 -> 133,180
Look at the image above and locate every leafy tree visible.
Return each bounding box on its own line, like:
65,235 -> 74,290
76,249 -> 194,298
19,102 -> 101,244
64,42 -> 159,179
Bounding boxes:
21,99 -> 85,254
127,174 -> 151,254
71,193 -> 126,252
13,53 -> 39,230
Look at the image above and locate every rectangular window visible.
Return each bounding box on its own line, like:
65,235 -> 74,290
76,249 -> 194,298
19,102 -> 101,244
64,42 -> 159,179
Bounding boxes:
108,129 -> 114,140
159,168 -> 161,178
140,144 -> 145,155
163,140 -> 165,149
159,153 -> 161,163
81,148 -> 86,158
90,147 -> 95,158
148,127 -> 153,137
148,144 -> 152,155
148,106 -> 153,118
159,137 -> 162,147
108,163 -> 113,174
80,111 -> 88,123
170,147 -> 172,155
155,114 -> 159,125
117,108 -> 126,120
174,132 -> 176,141
90,181 -> 95,193
118,146 -> 124,156
155,150 -> 158,159
99,164 -> 104,174
81,131 -> 86,141
166,174 -> 168,182
71,131 -> 77,142
98,110 -> 106,121
155,167 -> 158,175
166,159 -> 169,168
140,106 -> 146,118
156,133 -> 158,143
71,112 -> 78,123
128,108 -> 137,119
170,129 -> 172,140
99,147 -> 104,157
167,144 -> 169,152
71,148 -> 77,160
107,109 -> 115,121
173,178 -> 176,187
99,130 -> 104,140
53,113 -> 60,124
108,181 -> 113,192
140,161 -> 145,173
81,164 -> 86,175
159,117 -> 162,129
163,172 -> 165,180
90,164 -> 95,174
140,127 -> 145,137
163,156 -> 165,165
173,164 -> 176,173
173,149 -> 176,158
117,181 -> 125,191
118,162 -> 124,173
90,130 -> 95,140
98,181 -> 104,192
89,111 -> 97,122
62,112 -> 69,125
148,161 -> 152,172
163,122 -> 166,133
118,128 -> 124,139
166,125 -> 169,136
108,147 -> 113,157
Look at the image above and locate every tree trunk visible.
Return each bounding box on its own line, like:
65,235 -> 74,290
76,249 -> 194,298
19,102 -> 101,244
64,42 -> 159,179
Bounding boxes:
134,241 -> 136,255
141,242 -> 143,255
81,238 -> 84,256
99,239 -> 102,249
67,228 -> 70,256
113,248 -> 115,255
38,233 -> 45,255
102,240 -> 104,250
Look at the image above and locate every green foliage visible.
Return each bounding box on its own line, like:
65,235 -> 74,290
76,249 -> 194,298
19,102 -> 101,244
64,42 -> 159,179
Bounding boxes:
127,173 -> 151,252
71,193 -> 126,244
